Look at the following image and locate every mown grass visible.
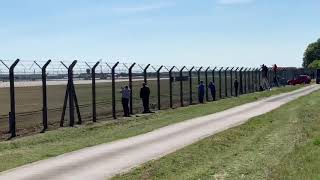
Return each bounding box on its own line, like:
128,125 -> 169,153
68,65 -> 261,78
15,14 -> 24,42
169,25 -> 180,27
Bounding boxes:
113,86 -> 320,180
0,85 -> 302,172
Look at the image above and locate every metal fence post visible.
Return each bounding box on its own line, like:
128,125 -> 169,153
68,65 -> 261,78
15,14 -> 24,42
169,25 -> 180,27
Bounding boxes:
157,66 -> 163,110
129,63 -> 136,114
254,68 -> 258,91
205,67 -> 210,101
253,68 -> 256,91
68,62 -> 75,126
258,68 -> 261,88
248,68 -> 251,92
235,67 -> 239,80
249,68 -> 252,92
169,66 -> 175,108
68,61 -> 78,126
197,67 -> 203,84
250,68 -> 253,92
258,68 -> 261,89
219,67 -> 223,99
1,59 -> 19,138
91,61 -> 100,122
41,60 -> 51,131
111,62 -> 119,119
224,67 -> 229,98
85,61 -> 99,123
212,67 -> 217,83
180,66 -> 186,107
10,59 -> 20,137
211,67 -> 217,101
239,67 -> 244,95
230,67 -> 234,96
189,67 -> 195,105
244,68 -> 248,94
34,60 -> 51,132
252,68 -> 255,92
252,68 -> 255,91
255,68 -> 258,91
143,64 -> 151,83
234,67 -> 239,96
59,60 -> 78,127
248,68 -> 252,93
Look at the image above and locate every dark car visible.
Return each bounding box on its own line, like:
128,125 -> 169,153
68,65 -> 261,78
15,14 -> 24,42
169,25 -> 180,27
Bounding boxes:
287,75 -> 311,85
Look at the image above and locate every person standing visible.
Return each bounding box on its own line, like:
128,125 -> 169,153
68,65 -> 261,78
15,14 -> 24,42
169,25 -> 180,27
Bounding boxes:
261,64 -> 270,90
198,81 -> 205,103
121,86 -> 130,117
234,79 -> 239,97
273,64 -> 279,87
208,81 -> 216,101
140,83 -> 151,113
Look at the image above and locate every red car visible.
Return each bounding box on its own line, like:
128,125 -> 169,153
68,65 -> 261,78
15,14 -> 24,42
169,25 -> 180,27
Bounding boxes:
287,75 -> 311,85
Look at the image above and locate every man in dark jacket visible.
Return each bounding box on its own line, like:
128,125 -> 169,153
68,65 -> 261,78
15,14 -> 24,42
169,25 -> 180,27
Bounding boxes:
140,83 -> 151,113
261,64 -> 270,90
208,81 -> 216,101
198,81 -> 205,103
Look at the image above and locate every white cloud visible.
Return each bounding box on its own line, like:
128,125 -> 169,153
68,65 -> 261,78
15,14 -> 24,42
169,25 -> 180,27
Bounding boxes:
217,0 -> 255,5
112,2 -> 174,14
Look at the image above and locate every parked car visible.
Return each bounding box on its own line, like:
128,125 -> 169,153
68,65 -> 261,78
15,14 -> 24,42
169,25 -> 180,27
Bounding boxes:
287,75 -> 311,85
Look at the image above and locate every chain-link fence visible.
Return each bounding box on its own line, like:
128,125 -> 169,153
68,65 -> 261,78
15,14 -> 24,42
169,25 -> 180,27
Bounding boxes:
0,59 -> 314,140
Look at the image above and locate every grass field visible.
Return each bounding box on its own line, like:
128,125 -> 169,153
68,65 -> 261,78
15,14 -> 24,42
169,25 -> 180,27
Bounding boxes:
113,86 -> 320,180
0,85 -> 302,172
0,72 -> 251,140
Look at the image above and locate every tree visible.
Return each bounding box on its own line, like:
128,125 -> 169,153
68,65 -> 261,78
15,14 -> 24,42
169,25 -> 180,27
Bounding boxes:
303,39 -> 320,68
307,60 -> 320,69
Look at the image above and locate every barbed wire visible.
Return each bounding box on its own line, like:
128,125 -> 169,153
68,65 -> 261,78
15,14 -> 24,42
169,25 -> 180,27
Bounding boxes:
0,59 -> 274,83
0,59 -> 272,75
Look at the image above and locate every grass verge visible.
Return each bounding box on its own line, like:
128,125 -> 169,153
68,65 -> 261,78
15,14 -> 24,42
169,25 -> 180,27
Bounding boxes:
113,86 -> 320,180
0,85 -> 303,172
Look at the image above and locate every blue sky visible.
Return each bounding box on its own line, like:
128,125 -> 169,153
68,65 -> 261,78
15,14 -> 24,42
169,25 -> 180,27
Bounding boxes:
0,0 -> 319,67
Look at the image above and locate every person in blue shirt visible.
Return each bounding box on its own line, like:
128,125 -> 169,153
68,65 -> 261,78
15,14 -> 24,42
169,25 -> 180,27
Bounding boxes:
120,86 -> 131,117
198,81 -> 205,103
208,81 -> 216,101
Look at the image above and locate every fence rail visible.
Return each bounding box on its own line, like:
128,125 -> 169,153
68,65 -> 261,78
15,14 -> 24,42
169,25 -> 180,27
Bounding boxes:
0,59 -> 314,140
